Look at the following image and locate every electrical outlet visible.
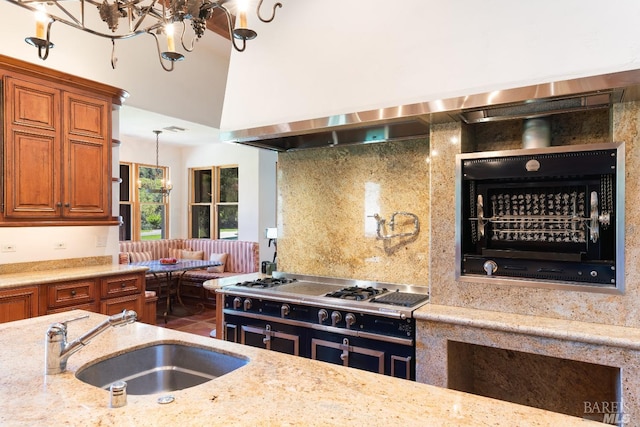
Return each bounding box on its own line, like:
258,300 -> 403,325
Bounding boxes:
96,235 -> 107,247
54,242 -> 66,249
1,244 -> 16,252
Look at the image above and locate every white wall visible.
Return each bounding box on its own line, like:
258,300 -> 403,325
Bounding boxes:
221,0 -> 640,131
182,143 -> 278,264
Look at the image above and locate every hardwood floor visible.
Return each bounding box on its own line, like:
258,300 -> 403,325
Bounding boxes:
155,301 -> 216,338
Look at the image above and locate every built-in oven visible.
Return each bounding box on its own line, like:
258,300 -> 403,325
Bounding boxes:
456,142 -> 624,291
220,275 -> 429,380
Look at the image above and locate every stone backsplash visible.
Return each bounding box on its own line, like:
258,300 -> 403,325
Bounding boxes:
277,138 -> 430,286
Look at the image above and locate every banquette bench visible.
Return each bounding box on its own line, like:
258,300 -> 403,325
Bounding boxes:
119,238 -> 259,307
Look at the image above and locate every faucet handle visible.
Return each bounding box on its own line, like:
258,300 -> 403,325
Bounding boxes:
61,314 -> 90,328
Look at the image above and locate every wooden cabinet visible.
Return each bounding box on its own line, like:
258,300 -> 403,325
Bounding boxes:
3,75 -> 110,221
46,278 -> 98,314
41,272 -> 145,319
0,54 -> 127,226
0,286 -> 38,324
99,273 -> 144,319
3,77 -> 61,218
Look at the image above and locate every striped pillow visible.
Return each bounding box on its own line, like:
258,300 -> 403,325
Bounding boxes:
128,251 -> 153,262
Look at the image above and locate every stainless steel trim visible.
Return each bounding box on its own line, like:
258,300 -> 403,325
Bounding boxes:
222,68 -> 640,150
391,355 -> 412,380
271,272 -> 430,295
311,338 -> 385,373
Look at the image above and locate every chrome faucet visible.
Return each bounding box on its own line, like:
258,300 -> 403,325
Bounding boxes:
45,310 -> 137,375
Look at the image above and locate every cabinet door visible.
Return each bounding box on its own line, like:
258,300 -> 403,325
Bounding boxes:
3,76 -> 62,218
101,294 -> 143,317
0,286 -> 38,323
62,91 -> 110,218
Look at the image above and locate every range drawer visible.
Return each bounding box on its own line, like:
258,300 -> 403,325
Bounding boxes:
47,280 -> 96,309
100,274 -> 143,299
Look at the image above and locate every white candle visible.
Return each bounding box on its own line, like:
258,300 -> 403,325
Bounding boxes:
35,9 -> 47,39
165,23 -> 175,52
237,0 -> 249,29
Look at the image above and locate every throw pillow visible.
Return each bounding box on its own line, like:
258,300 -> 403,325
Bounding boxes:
181,249 -> 204,260
168,248 -> 182,259
128,251 -> 153,262
207,253 -> 228,273
118,253 -> 130,264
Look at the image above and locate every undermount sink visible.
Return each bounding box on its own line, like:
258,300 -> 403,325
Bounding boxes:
75,343 -> 248,395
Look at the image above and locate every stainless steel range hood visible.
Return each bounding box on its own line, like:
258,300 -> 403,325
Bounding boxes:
222,68 -> 640,152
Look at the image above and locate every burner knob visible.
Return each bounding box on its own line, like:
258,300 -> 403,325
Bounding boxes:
345,313 -> 356,329
243,298 -> 252,311
331,311 -> 342,327
233,297 -> 242,310
281,304 -> 290,318
318,309 -> 328,324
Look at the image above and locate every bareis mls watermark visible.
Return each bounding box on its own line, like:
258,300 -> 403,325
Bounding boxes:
583,401 -> 630,424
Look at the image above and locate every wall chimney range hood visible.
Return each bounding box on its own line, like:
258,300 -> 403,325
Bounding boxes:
222,69 -> 640,151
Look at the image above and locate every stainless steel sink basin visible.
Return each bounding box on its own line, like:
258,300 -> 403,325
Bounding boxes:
75,343 -> 248,395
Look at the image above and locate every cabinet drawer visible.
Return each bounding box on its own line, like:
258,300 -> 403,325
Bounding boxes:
100,294 -> 143,317
47,280 -> 96,309
47,302 -> 98,315
101,274 -> 142,299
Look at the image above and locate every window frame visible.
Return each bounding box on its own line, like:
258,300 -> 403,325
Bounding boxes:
188,164 -> 238,240
118,161 -> 171,241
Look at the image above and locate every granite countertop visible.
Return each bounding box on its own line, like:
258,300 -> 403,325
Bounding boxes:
0,310 -> 605,426
415,303 -> 640,351
202,272 -> 270,291
0,264 -> 148,290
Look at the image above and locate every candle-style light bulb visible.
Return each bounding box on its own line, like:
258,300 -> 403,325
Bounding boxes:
236,0 -> 249,30
35,5 -> 48,39
165,23 -> 175,52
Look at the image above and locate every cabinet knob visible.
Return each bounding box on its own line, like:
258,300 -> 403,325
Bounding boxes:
56,202 -> 62,207
121,282 -> 126,288
70,290 -> 76,297
64,203 -> 70,207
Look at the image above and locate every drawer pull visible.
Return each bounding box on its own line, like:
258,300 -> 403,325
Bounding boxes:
121,283 -> 126,288
70,290 -> 76,297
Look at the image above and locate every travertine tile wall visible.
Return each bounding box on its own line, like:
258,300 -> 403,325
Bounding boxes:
277,139 -> 430,285
277,103 -> 640,327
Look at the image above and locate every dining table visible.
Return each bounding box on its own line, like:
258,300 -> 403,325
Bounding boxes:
129,259 -> 222,323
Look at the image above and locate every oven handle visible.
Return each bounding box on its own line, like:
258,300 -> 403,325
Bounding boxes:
223,309 -> 414,346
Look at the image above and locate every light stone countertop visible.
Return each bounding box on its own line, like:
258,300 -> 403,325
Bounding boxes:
202,272 -> 270,291
0,264 -> 149,290
0,310 -> 605,426
415,303 -> 640,351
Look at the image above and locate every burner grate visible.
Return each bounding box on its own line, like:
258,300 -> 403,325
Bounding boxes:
325,286 -> 386,301
235,278 -> 297,288
372,291 -> 429,307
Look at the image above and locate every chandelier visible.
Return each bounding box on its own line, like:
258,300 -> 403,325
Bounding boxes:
9,0 -> 282,71
138,130 -> 173,197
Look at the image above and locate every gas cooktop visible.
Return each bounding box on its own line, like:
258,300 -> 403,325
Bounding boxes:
223,273 -> 430,316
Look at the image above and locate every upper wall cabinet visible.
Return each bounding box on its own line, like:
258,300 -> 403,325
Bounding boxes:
0,55 -> 127,226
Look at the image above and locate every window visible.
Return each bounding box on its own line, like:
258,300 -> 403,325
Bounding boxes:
189,166 -> 238,240
119,163 -> 133,241
119,162 -> 170,241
